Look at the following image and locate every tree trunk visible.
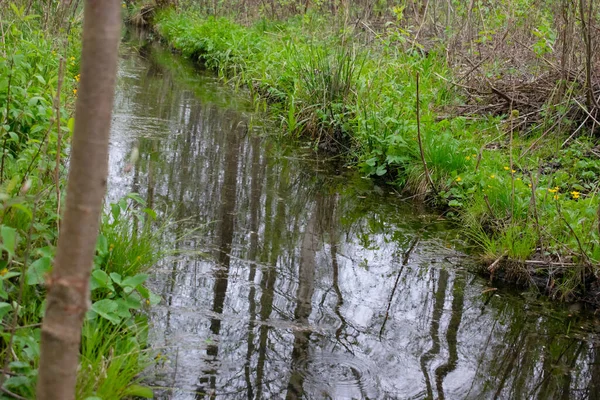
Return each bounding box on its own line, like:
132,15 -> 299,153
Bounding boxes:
36,2 -> 121,399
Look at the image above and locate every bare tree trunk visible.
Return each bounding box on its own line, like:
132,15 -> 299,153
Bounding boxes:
36,2 -> 121,399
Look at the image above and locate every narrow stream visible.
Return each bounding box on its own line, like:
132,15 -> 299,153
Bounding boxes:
107,35 -> 600,399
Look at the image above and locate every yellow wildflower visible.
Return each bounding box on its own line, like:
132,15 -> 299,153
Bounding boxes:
122,3 -> 126,7
528,183 -> 532,188
490,174 -> 495,179
456,176 -> 462,182
466,156 -> 471,161
73,89 -> 77,95
109,243 -> 114,251
0,268 -> 8,276
571,191 -> 580,199
146,299 -> 150,305
548,187 -> 559,194
504,166 -> 509,171
70,56 -> 75,61
516,177 -> 521,181
553,194 -> 559,200
511,169 -> 516,173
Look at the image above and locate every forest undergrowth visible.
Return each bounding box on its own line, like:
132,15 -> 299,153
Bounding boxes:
145,0 -> 600,304
0,2 -> 160,398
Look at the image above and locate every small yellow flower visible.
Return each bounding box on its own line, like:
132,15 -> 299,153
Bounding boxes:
456,176 -> 462,182
528,183 -> 532,188
473,154 -> 477,158
122,3 -> 126,7
571,191 -> 580,199
70,56 -> 75,61
73,89 -> 77,95
0,268 -> 8,276
136,256 -> 141,262
490,174 -> 495,179
109,243 -> 114,251
146,299 -> 150,305
553,194 -> 559,200
465,156 -> 471,161
511,169 -> 516,173
548,187 -> 559,194
516,177 -> 521,181
503,166 -> 509,171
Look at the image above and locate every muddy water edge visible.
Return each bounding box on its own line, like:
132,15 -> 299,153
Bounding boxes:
106,32 -> 600,399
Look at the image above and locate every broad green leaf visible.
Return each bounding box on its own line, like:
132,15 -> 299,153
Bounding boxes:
0,226 -> 17,261
91,299 -> 120,325
0,302 -> 12,320
96,234 -> 108,255
90,269 -> 111,291
121,273 -> 148,289
114,299 -> 132,319
122,294 -> 142,310
109,272 -> 122,285
26,256 -> 52,285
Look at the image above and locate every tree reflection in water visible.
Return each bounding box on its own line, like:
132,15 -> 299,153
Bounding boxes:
107,35 -> 600,400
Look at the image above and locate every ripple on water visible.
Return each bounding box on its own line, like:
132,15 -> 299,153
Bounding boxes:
290,350 -> 380,399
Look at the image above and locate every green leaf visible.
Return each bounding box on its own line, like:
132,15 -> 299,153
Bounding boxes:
34,74 -> 46,85
2,271 -> 20,280
28,96 -> 45,107
109,272 -> 122,285
114,299 -> 132,319
143,208 -> 157,220
122,294 -> 142,310
126,192 -> 146,206
0,226 -> 17,261
111,203 -> 121,221
448,200 -> 463,207
96,234 -> 108,255
26,256 -> 52,285
122,384 -> 153,398
138,285 -> 161,306
9,203 -> 32,220
121,273 -> 148,289
0,302 -> 12,320
67,118 -> 75,133
90,269 -> 111,291
91,299 -> 121,325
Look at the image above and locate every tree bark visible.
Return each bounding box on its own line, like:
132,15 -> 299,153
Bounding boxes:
36,2 -> 121,399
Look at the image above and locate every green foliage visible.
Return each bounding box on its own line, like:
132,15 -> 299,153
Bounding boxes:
0,4 -> 160,398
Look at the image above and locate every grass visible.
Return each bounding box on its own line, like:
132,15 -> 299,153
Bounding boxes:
150,6 -> 600,302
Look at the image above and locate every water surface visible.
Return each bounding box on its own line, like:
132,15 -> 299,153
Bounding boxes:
108,36 -> 600,399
